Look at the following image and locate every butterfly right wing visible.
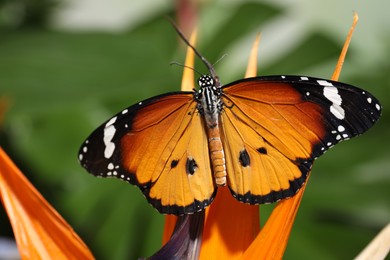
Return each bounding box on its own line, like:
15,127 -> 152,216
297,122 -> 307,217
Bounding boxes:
220,76 -> 381,204
79,92 -> 215,215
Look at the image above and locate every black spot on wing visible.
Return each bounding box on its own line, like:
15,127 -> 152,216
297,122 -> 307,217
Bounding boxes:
239,149 -> 251,167
171,160 -> 179,169
186,158 -> 197,175
257,147 -> 267,154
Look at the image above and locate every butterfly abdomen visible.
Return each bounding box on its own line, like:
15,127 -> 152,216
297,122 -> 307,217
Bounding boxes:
207,125 -> 227,186
197,76 -> 228,186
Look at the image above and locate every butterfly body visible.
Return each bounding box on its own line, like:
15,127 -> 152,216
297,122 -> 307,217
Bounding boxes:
195,75 -> 227,186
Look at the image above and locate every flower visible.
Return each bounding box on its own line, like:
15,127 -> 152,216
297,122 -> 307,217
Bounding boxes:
0,147 -> 94,259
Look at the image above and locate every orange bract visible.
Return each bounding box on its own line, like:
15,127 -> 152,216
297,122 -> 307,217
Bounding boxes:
0,148 -> 94,259
200,187 -> 260,259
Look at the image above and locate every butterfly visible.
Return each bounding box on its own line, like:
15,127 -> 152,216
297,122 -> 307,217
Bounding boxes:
78,29 -> 381,216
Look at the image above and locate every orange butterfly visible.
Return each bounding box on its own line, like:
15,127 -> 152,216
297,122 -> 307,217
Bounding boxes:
79,29 -> 381,215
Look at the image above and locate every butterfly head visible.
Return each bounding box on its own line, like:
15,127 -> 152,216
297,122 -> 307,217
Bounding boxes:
198,75 -> 215,88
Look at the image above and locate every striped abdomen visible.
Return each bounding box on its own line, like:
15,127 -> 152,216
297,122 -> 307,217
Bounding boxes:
207,126 -> 227,186
197,78 -> 227,186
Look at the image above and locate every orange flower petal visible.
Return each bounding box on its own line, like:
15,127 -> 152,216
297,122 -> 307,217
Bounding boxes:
0,148 -> 94,259
162,215 -> 178,245
181,27 -> 197,92
245,33 -> 261,78
332,12 -> 358,81
241,178 -> 309,259
200,187 -> 259,259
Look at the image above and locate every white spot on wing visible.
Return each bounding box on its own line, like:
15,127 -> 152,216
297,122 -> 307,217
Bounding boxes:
317,80 -> 333,87
375,104 -> 381,111
338,125 -> 345,132
367,97 -> 372,103
108,163 -> 114,170
106,116 -> 117,127
78,154 -> 83,161
122,109 -> 128,114
330,106 -> 345,120
323,86 -> 345,119
103,125 -> 116,159
301,77 -> 309,80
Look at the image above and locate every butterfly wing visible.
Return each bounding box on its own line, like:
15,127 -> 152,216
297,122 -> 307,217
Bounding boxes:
221,75 -> 381,203
79,92 -> 215,215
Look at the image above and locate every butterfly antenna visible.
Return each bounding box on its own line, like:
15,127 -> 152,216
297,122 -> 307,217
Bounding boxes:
170,61 -> 203,77
168,18 -> 221,87
213,53 -> 228,67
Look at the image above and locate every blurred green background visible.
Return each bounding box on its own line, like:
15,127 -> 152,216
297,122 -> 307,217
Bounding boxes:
0,0 -> 389,259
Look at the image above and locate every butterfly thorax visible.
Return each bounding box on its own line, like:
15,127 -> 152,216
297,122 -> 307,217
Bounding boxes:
196,75 -> 227,186
196,75 -> 223,128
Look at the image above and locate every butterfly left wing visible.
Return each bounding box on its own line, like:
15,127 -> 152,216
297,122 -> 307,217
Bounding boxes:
79,92 -> 215,215
221,75 -> 381,204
